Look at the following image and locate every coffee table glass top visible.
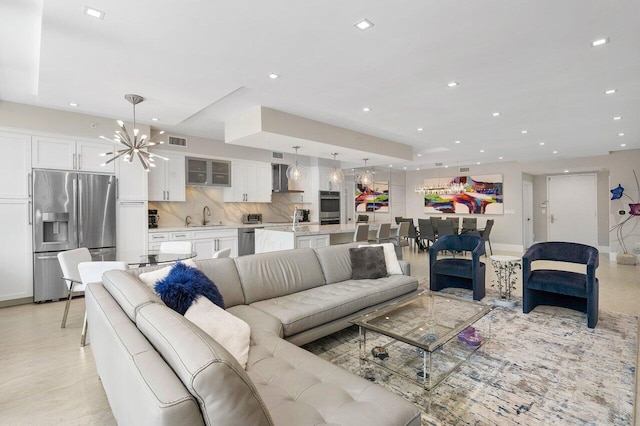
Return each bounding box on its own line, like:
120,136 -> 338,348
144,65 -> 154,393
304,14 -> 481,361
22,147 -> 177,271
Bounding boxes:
351,290 -> 493,352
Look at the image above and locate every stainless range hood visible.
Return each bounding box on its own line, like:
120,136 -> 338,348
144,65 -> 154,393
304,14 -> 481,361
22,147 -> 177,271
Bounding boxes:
272,164 -> 304,193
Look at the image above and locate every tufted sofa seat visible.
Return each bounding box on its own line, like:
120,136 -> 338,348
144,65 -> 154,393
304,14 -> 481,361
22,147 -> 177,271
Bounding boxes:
85,243 -> 421,425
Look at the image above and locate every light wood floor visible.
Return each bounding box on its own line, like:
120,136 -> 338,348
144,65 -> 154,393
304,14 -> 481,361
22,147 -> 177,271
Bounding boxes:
0,247 -> 638,425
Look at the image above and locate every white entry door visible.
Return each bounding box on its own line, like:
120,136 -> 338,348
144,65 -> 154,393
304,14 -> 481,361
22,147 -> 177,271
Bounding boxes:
547,174 -> 597,246
522,181 -> 534,249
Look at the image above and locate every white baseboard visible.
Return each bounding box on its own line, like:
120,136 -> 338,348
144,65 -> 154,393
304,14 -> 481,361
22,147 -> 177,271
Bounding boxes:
491,243 -> 524,254
609,252 -> 640,262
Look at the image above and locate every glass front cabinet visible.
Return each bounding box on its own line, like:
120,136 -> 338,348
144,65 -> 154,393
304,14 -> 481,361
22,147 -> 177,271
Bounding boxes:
186,157 -> 231,187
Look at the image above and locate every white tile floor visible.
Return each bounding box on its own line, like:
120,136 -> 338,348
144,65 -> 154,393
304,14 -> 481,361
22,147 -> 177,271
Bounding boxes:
0,246 -> 637,424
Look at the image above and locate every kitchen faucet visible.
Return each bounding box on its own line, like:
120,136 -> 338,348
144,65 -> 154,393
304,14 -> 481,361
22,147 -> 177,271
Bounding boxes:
185,215 -> 192,227
203,205 -> 211,225
292,206 -> 299,231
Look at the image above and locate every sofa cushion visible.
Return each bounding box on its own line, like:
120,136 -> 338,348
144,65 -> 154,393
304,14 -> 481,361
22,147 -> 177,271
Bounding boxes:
527,269 -> 591,297
360,243 -> 403,275
185,296 -> 251,369
234,248 -> 325,304
246,335 -> 421,426
350,246 -> 387,279
250,275 -> 419,337
102,269 -> 162,321
137,303 -> 273,426
227,305 -> 284,340
155,262 -> 225,314
314,243 -> 361,284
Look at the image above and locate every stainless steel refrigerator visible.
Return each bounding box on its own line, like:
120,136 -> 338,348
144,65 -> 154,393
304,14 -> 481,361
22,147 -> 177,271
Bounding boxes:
32,170 -> 116,302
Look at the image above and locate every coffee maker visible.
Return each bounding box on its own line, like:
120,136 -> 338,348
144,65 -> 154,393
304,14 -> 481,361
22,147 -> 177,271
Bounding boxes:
299,209 -> 310,222
148,209 -> 159,228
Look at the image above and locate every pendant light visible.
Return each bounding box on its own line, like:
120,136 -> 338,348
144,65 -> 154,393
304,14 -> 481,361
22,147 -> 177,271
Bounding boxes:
286,146 -> 306,181
356,158 -> 374,186
328,153 -> 344,183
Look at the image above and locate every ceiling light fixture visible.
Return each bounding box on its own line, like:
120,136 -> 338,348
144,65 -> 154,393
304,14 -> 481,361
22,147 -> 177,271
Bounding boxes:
605,89 -> 617,95
417,128 -> 423,132
328,153 -> 344,183
499,156 -> 503,160
99,94 -> 168,172
417,153 -> 422,157
476,162 -> 481,165
619,133 -> 625,137
362,107 -> 371,112
553,150 -> 558,154
613,116 -> 622,120
83,6 -> 105,19
403,167 -> 407,170
539,142 -> 545,146
447,81 -> 459,87
564,170 -> 569,173
621,144 -> 627,147
68,102 -> 79,107
521,130 -> 528,134
267,73 -> 279,79
356,158 -> 374,187
480,149 -> 485,153
354,19 -> 374,30
454,140 -> 461,144
286,146 -> 306,182
492,112 -> 501,117
151,117 -> 158,122
591,38 -> 609,47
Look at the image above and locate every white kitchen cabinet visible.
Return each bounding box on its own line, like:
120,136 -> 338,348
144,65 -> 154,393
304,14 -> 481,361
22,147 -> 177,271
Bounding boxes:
295,234 -> 330,249
31,137 -> 115,173
116,156 -> 148,201
148,152 -> 186,201
0,199 -> 33,301
223,160 -> 272,203
0,132 -> 31,199
148,228 -> 238,258
117,201 -> 148,256
318,167 -> 342,192
193,240 -> 215,260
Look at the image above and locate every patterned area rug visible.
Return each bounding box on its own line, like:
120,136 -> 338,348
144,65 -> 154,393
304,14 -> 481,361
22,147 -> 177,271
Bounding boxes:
303,291 -> 638,425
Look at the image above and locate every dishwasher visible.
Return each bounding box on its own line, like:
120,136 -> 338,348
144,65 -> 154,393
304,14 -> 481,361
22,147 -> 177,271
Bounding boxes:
238,226 -> 263,256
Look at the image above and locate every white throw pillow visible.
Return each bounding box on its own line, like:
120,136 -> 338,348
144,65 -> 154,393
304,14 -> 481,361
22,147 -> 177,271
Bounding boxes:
138,259 -> 197,291
184,296 -> 251,369
359,243 -> 403,275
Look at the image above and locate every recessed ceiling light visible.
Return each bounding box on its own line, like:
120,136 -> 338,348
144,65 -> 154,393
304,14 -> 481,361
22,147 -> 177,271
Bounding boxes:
362,107 -> 371,112
498,156 -> 503,160
68,102 -> 79,107
604,89 -> 617,95
444,165 -> 449,168
389,165 -> 393,167
267,73 -> 280,79
591,37 -> 609,47
564,170 -> 569,173
521,130 -> 528,134
454,140 -> 461,144
447,81 -> 459,88
492,112 -> 501,117
479,149 -> 485,153
354,19 -> 374,31
417,128 -> 423,132
618,133 -> 625,136
476,162 -> 481,165
613,116 -> 622,120
403,166 -> 407,170
417,154 -> 422,157
621,143 -> 627,147
539,142 -> 545,146
83,6 -> 105,19
553,150 -> 558,154
151,117 -> 159,122
416,167 -> 420,171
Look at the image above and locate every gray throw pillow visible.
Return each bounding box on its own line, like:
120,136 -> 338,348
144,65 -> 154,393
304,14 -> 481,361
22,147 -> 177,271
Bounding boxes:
350,246 -> 388,279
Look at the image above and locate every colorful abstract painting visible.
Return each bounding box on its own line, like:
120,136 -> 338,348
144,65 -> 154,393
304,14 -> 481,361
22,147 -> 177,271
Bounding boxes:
356,181 -> 389,212
423,174 -> 503,214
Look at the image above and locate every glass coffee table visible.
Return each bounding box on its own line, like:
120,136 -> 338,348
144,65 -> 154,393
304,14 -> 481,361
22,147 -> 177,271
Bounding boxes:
351,290 -> 494,399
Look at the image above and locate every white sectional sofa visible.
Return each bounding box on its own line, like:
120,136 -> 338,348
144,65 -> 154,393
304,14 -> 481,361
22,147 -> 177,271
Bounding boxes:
85,242 -> 421,425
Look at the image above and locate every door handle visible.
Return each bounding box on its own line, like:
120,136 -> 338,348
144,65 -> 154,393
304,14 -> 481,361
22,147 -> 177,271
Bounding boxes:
28,173 -> 32,197
36,254 -> 60,260
167,190 -> 170,200
163,190 -> 166,200
28,201 -> 32,225
116,178 -> 119,200
78,153 -> 82,170
550,214 -> 556,223
73,153 -> 76,169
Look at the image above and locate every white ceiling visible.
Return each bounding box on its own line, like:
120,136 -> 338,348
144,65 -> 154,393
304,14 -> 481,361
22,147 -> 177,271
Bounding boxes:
1,0 -> 639,170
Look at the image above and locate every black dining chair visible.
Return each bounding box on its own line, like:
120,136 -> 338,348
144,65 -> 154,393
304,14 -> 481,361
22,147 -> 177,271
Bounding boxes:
430,217 -> 440,234
437,219 -> 456,238
397,218 -> 418,248
417,219 -> 436,250
447,217 -> 460,234
357,214 -> 369,223
480,219 -> 494,255
462,217 -> 478,233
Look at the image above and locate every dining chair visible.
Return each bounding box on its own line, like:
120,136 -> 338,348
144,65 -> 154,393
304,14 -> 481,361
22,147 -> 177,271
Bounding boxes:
370,223 -> 391,243
77,261 -> 128,346
480,219 -> 494,255
397,218 -> 417,248
160,241 -> 193,254
430,216 -> 440,234
58,247 -> 92,330
394,216 -> 404,224
357,214 -> 370,223
353,223 -> 370,242
417,219 -> 436,250
390,221 -> 410,259
437,219 -> 456,238
212,248 -> 231,258
447,217 -> 460,234
462,217 -> 477,233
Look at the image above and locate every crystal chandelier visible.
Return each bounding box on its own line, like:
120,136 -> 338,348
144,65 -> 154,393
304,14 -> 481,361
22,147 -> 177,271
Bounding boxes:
328,153 -> 344,183
286,146 -> 306,181
356,158 -> 374,186
99,94 -> 168,172
414,165 -> 466,194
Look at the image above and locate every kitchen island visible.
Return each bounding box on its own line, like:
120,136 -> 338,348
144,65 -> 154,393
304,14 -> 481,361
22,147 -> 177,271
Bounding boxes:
255,223 -> 395,253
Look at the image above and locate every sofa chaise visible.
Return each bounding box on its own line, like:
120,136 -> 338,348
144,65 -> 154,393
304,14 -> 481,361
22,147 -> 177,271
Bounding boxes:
85,242 -> 421,425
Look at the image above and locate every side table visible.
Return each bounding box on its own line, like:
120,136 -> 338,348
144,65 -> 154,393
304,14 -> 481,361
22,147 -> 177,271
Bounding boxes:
489,255 -> 521,307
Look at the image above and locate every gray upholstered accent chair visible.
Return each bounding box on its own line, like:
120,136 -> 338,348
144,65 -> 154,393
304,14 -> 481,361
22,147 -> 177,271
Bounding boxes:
522,242 -> 599,328
429,234 -> 486,301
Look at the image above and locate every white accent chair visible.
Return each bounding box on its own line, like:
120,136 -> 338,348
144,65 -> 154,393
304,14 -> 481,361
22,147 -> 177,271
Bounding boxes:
212,248 -> 231,258
159,241 -> 193,254
58,248 -> 92,330
77,261 -> 128,346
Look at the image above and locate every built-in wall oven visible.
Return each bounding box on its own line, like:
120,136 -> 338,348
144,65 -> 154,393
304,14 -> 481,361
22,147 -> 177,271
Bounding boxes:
319,191 -> 340,225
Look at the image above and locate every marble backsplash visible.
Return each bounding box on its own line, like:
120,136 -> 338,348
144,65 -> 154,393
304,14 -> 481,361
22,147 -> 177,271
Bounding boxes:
149,186 -> 305,227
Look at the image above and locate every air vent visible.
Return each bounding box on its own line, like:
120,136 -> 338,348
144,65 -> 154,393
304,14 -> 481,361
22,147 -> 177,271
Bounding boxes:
168,136 -> 187,147
435,162 -> 443,167
459,167 -> 470,173
272,151 -> 284,160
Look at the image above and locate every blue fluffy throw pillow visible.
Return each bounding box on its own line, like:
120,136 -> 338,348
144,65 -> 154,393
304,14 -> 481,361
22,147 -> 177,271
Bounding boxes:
155,262 -> 225,315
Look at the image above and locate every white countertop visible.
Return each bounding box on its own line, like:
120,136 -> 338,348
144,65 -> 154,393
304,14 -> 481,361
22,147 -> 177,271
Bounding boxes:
149,222 -> 318,233
257,223 -> 394,236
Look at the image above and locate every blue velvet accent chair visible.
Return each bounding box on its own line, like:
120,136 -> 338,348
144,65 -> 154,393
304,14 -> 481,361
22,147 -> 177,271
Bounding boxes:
522,242 -> 599,328
429,235 -> 486,301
